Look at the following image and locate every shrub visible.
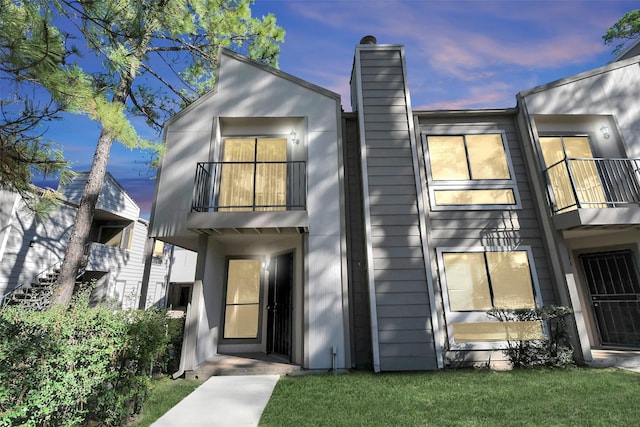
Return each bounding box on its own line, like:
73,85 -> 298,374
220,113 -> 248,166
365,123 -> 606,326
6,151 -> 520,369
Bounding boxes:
487,305 -> 574,368
0,292 -> 176,426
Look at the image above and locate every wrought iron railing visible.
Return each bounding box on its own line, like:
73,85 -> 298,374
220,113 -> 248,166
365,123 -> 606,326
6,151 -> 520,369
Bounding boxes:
544,157 -> 640,213
191,161 -> 307,212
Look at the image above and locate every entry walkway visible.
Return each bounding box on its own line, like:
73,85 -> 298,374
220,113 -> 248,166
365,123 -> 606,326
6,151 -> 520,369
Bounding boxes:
152,375 -> 279,427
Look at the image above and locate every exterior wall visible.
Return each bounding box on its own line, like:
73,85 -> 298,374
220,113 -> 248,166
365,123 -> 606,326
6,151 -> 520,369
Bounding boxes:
59,173 -> 140,220
153,50 -> 348,371
518,55 -> 640,359
86,220 -> 157,309
0,184 -> 167,310
352,44 -> 439,371
169,247 -> 197,283
521,58 -> 640,159
416,112 -> 555,364
0,194 -> 74,296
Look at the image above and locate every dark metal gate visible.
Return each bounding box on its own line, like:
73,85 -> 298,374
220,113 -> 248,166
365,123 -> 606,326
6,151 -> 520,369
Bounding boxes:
267,253 -> 293,358
579,250 -> 640,348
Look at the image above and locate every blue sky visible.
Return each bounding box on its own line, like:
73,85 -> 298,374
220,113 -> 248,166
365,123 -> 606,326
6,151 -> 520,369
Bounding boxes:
34,0 -> 637,218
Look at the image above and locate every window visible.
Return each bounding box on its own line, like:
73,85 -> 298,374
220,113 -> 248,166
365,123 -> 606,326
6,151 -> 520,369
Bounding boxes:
152,240 -> 164,257
223,258 -> 262,339
424,133 -> 519,209
539,136 -> 605,212
218,137 -> 287,212
98,223 -> 133,250
437,248 -> 542,347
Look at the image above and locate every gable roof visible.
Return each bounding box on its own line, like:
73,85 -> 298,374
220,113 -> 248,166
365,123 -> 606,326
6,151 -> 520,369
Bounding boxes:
165,48 -> 340,127
518,52 -> 640,99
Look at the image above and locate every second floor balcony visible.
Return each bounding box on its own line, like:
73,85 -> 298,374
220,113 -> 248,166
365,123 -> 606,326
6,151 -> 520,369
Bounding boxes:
188,161 -> 308,234
544,157 -> 640,229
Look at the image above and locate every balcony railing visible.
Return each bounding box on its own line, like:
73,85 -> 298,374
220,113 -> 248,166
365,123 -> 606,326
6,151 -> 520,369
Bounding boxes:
192,161 -> 307,212
544,157 -> 640,213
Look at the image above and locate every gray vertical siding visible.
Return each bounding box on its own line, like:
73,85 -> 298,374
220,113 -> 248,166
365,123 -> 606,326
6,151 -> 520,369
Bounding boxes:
356,47 -> 438,371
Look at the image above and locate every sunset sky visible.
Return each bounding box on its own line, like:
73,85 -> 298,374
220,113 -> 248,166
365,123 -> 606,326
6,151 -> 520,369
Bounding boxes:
35,0 -> 638,218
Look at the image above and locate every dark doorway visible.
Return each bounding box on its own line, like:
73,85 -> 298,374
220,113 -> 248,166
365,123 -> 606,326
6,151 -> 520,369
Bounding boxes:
579,250 -> 640,349
267,253 -> 293,359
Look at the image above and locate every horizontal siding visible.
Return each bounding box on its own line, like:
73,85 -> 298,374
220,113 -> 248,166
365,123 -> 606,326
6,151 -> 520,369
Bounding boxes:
359,47 -> 437,371
59,174 -> 139,219
418,114 -> 556,307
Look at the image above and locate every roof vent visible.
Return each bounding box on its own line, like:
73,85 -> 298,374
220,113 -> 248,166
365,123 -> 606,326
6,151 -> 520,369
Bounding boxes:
360,35 -> 377,45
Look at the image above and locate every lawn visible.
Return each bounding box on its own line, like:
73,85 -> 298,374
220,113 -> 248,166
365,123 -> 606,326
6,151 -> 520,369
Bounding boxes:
128,377 -> 204,426
260,368 -> 640,426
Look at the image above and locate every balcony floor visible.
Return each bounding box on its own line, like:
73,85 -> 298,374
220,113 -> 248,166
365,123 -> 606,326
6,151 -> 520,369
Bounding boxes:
187,210 -> 308,235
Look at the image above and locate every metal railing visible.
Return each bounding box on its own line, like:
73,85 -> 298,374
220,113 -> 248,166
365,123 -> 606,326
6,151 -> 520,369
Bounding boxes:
0,242 -> 92,309
191,161 -> 307,212
543,157 -> 640,213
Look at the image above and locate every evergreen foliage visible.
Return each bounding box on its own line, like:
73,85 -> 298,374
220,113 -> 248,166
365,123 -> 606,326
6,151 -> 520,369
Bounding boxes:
0,0 -> 284,306
603,9 -> 640,54
0,290 -> 182,426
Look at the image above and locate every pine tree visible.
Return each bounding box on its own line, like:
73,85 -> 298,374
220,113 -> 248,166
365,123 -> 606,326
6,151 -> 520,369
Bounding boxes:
0,0 -> 284,306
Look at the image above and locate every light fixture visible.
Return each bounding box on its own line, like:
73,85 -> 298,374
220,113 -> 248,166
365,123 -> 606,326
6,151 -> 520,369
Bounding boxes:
600,125 -> 610,139
290,130 -> 299,145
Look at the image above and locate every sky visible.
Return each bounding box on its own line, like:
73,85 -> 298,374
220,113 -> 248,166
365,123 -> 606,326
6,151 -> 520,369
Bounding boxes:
32,0 -> 638,218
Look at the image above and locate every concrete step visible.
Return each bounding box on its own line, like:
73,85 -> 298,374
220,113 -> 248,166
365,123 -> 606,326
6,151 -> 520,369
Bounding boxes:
186,353 -> 300,380
588,350 -> 640,369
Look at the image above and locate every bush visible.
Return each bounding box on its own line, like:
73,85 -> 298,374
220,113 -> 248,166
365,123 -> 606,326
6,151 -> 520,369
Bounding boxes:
0,292 -> 176,426
487,305 -> 574,368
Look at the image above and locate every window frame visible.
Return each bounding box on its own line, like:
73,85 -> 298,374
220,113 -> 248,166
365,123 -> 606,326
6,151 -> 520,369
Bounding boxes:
97,222 -> 134,250
215,135 -> 293,212
436,246 -> 544,350
220,256 -> 264,344
422,131 -> 522,210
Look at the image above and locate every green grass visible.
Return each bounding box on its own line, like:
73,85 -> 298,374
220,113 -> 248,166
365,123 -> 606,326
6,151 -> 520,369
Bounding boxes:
128,377 -> 204,426
260,368 -> 640,426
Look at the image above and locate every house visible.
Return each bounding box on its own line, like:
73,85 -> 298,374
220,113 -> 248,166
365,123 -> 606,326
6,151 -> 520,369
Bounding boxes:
0,172 -> 171,309
150,49 -> 347,372
150,37 -> 640,373
515,44 -> 640,363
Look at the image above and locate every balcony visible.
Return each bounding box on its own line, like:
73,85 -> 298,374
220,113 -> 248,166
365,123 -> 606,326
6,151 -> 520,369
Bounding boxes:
187,161 -> 308,234
544,157 -> 640,229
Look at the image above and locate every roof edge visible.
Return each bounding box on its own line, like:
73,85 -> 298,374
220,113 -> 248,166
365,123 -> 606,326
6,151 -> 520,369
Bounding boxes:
164,48 -> 340,128
519,54 -> 640,98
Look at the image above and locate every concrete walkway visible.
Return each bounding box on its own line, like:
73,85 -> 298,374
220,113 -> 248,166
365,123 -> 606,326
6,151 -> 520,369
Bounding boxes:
152,375 -> 279,427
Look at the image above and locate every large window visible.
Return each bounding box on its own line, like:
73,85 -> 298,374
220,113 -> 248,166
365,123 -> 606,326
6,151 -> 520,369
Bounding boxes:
438,248 -> 542,347
223,258 -> 262,339
424,133 -> 519,209
218,137 -> 287,212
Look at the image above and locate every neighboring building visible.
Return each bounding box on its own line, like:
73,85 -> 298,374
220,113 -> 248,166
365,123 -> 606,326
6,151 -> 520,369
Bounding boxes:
0,173 -> 171,309
150,38 -> 640,373
165,246 -> 198,311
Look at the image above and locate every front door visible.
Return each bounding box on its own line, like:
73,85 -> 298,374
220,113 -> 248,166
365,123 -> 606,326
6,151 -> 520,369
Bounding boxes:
579,250 -> 640,349
267,253 -> 293,358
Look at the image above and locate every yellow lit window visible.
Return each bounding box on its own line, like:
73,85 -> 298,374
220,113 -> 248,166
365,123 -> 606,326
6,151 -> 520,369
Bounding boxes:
218,138 -> 287,212
425,133 -> 517,208
223,259 -> 261,339
441,250 -> 540,344
539,136 -> 605,212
